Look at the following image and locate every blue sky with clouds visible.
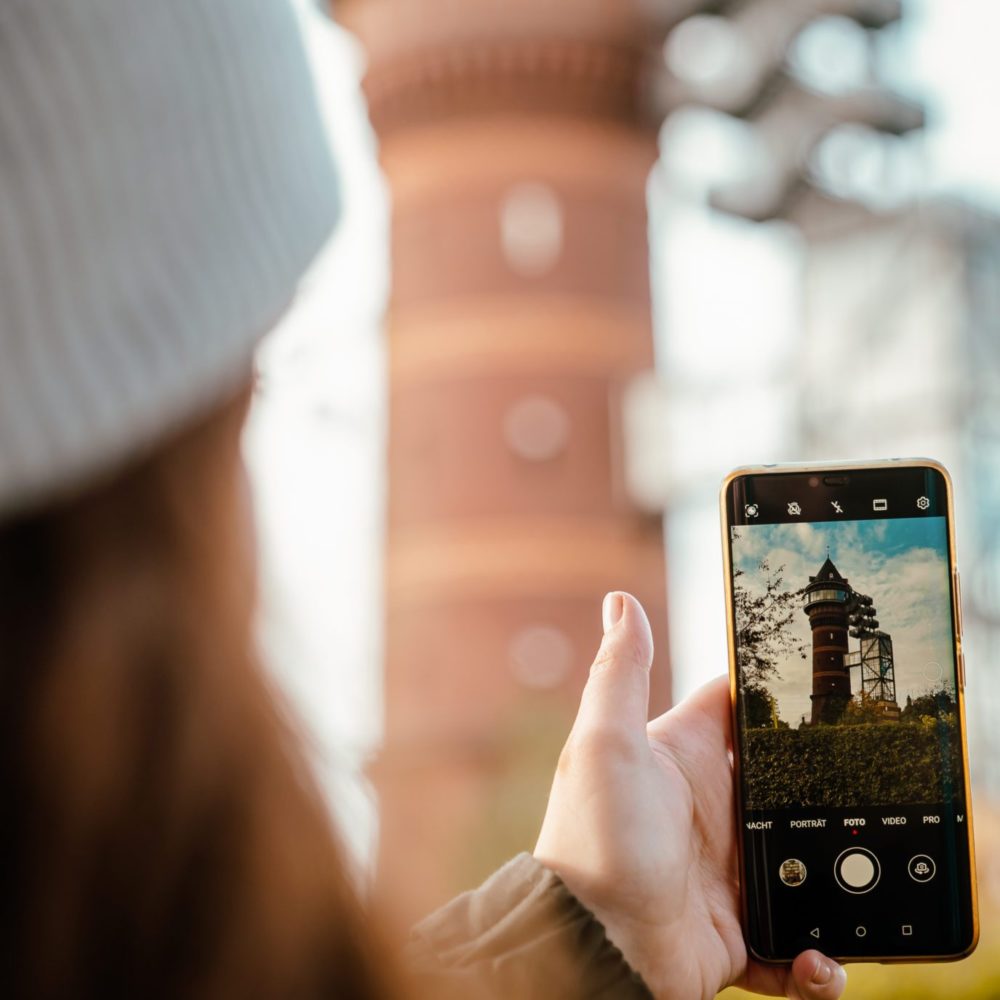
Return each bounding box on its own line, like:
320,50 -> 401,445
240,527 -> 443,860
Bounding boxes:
731,516 -> 957,725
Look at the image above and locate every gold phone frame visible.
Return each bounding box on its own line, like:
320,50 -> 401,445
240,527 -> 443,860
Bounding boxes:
719,458 -> 979,964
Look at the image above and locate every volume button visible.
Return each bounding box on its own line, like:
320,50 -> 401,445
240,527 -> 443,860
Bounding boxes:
955,570 -> 964,638
960,651 -> 967,690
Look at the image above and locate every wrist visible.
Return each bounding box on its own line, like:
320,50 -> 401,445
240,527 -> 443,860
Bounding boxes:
530,854 -> 654,999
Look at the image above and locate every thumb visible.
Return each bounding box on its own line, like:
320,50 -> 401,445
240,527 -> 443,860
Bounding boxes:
571,592 -> 655,746
787,951 -> 847,1000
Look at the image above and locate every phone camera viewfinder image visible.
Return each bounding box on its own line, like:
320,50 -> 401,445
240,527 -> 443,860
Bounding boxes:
725,464 -> 976,963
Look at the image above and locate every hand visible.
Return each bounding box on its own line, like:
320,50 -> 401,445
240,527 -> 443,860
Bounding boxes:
534,592 -> 847,1000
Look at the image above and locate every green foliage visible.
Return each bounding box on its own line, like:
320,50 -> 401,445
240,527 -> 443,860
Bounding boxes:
841,695 -> 896,725
902,688 -> 957,721
742,720 -> 963,809
742,683 -> 789,729
841,697 -> 886,725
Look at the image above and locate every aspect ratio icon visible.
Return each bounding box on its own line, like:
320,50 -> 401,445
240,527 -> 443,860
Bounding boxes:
873,498 -> 888,512
744,504 -> 759,518
787,502 -> 802,516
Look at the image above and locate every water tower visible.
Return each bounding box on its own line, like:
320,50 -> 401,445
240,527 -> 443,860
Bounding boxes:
803,556 -> 853,724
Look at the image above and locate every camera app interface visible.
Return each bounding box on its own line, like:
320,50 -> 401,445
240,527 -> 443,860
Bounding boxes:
727,469 -> 973,959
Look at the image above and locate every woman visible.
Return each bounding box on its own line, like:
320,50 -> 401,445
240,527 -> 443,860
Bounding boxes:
0,1 -> 845,997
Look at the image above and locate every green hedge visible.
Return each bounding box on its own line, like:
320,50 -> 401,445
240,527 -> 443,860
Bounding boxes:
742,720 -> 963,809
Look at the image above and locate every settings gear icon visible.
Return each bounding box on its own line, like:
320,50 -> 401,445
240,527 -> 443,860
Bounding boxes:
916,496 -> 930,511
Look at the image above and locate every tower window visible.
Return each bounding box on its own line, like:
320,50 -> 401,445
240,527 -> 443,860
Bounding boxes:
499,182 -> 563,276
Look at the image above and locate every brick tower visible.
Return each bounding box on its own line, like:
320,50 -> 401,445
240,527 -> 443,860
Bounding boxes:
337,0 -> 674,927
804,556 -> 853,725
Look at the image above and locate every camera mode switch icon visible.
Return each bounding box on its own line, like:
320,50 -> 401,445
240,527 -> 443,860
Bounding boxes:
908,855 -> 936,883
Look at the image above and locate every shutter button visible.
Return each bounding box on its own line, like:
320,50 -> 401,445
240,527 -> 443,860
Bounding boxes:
834,848 -> 881,894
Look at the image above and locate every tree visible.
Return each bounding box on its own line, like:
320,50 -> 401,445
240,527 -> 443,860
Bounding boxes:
733,557 -> 808,688
732,557 -> 806,729
901,687 -> 956,722
742,683 -> 790,729
841,694 -> 891,726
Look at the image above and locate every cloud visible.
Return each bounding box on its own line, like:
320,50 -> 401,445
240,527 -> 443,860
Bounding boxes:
731,518 -> 957,724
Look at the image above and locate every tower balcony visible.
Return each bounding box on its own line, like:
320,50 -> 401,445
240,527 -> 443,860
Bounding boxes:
804,586 -> 849,609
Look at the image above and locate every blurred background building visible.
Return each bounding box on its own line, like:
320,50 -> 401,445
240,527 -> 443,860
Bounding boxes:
335,0 -> 676,926
245,0 -> 1000,993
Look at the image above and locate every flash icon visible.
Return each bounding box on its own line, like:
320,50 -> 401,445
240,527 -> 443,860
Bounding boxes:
831,501 -> 843,514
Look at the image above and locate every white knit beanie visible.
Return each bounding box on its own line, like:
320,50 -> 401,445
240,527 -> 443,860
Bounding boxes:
0,0 -> 341,518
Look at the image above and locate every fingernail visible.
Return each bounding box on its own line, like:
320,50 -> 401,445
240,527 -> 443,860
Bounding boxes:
811,958 -> 831,986
602,592 -> 624,634
810,958 -> 845,988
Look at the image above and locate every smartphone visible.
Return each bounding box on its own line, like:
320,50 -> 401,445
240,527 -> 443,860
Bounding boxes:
720,460 -> 977,963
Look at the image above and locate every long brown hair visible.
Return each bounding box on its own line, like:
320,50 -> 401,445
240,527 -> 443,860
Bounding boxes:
0,386 -> 390,999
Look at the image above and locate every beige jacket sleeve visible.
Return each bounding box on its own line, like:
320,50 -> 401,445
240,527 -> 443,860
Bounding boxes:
405,854 -> 653,1000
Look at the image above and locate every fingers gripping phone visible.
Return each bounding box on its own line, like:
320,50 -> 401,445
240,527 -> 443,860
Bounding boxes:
721,460 -> 978,963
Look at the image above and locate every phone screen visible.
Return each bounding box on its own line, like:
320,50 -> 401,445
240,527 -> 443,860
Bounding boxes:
723,464 -> 976,962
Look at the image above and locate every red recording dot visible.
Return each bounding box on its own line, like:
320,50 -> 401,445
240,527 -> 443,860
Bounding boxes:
852,829 -> 858,836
